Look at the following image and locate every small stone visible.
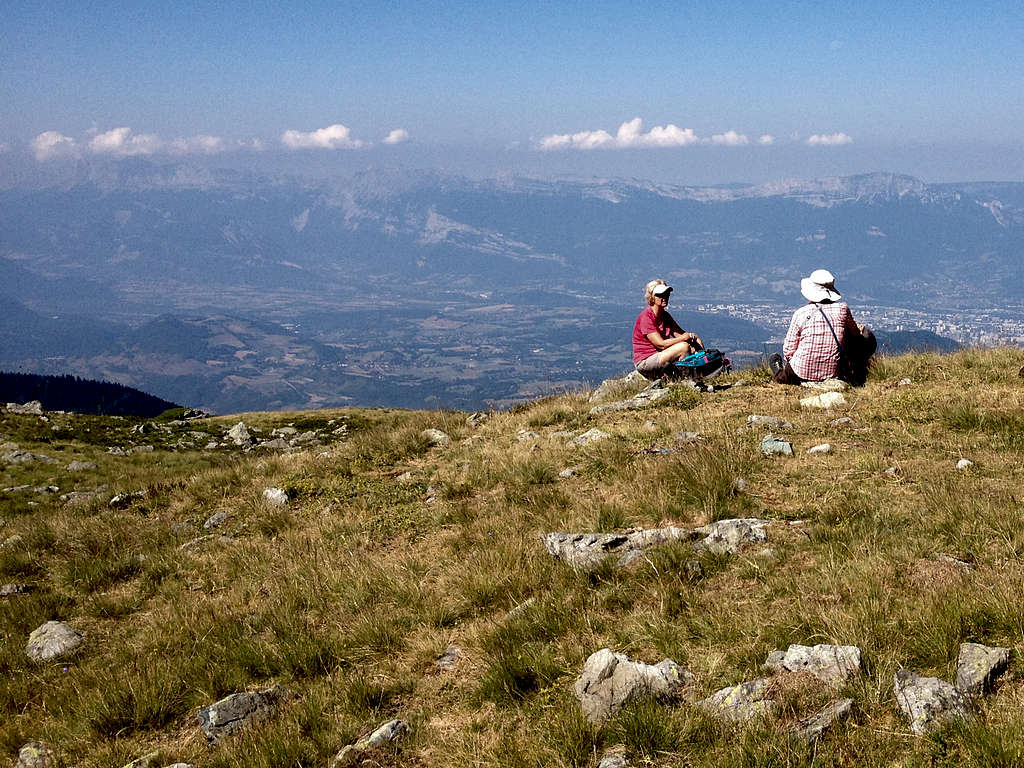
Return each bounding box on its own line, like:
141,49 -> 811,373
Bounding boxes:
263,487 -> 288,506
830,416 -> 856,428
26,620 -> 83,661
699,678 -> 776,722
3,450 -> 58,465
956,458 -> 973,470
897,377 -> 913,386
396,471 -> 415,482
800,391 -> 847,409
436,646 -> 461,670
330,719 -> 410,768
732,477 -> 748,492
574,648 -> 692,723
203,512 -> 228,529
568,428 -> 612,447
760,434 -> 793,456
747,415 -> 795,430
227,421 -> 252,446
197,686 -> 285,743
517,429 -> 541,442
66,461 -> 97,472
466,412 -> 489,427
674,430 -> 701,444
763,644 -> 861,685
883,466 -> 901,476
421,428 -> 451,447
1,583 -> 30,597
807,443 -> 832,454
6,401 -> 44,415
955,643 -> 1011,696
597,753 -> 629,768
694,518 -> 769,555
2,534 -> 24,549
789,698 -> 854,743
558,466 -> 580,479
259,438 -> 291,451
800,378 -> 849,392
893,669 -> 971,735
14,741 -> 54,768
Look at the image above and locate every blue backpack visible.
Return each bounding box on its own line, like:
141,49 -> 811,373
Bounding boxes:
673,348 -> 731,380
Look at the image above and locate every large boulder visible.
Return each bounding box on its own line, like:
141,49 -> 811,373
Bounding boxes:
955,642 -> 1011,696
542,527 -> 700,570
574,648 -> 692,723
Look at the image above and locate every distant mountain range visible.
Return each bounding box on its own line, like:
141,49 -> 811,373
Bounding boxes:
1,162 -> 1007,410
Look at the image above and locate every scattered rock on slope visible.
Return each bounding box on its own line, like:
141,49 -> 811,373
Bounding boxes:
956,642 -> 1011,696
699,678 -> 776,721
329,719 -> 410,767
197,686 -> 285,744
574,648 -> 693,723
893,670 -> 971,735
25,621 -> 83,661
763,644 -> 862,685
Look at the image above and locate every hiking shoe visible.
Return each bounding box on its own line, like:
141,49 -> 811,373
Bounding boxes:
768,353 -> 784,376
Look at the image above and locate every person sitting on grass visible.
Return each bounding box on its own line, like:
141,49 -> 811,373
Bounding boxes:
632,279 -> 704,380
769,269 -> 875,386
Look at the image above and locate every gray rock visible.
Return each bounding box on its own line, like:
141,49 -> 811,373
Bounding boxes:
26,620 -> 83,661
801,378 -> 849,392
291,430 -> 319,446
574,648 -> 692,723
259,438 -> 291,451
130,445 -> 154,454
14,741 -> 54,768
789,698 -> 854,743
897,377 -> 913,386
558,466 -> 581,479
747,414 -> 795,430
203,512 -> 228,529
1,583 -> 30,597
542,527 -> 700,570
396,471 -> 415,482
699,678 -> 776,722
262,487 -> 288,506
466,411 -> 489,427
66,461 -> 97,472
883,465 -> 901,476
830,416 -> 856,428
436,646 -> 461,671
2,534 -> 24,549
589,371 -> 647,403
6,401 -> 44,415
3,450 -> 58,465
107,446 -> 128,456
956,643 -> 1011,696
893,669 -> 971,735
597,752 -> 629,768
807,443 -> 832,454
568,428 -> 612,447
674,430 -> 702,444
272,426 -> 298,437
694,518 -> 769,555
197,685 -> 285,743
329,719 -> 410,768
421,428 -> 451,447
956,458 -> 974,470
226,421 -> 252,446
517,429 -> 541,442
589,385 -> 671,414
800,392 -> 847,409
763,644 -> 861,685
760,434 -> 793,456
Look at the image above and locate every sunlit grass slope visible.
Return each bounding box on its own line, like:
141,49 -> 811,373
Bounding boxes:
2,347 -> 1024,767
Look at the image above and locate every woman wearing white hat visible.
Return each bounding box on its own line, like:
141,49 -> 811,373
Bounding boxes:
769,269 -> 875,385
632,278 -> 704,379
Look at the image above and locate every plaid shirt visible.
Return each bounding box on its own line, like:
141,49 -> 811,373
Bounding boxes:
783,302 -> 859,381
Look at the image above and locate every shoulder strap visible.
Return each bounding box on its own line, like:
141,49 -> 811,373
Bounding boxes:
816,305 -> 842,353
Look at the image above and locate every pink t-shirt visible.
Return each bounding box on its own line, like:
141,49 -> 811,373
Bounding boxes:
632,307 -> 683,364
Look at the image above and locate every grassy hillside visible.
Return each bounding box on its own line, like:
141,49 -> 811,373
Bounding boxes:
2,348 -> 1024,767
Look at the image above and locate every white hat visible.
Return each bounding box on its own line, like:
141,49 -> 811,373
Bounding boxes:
652,283 -> 673,297
800,269 -> 841,303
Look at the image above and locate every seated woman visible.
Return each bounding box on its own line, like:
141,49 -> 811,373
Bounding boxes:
632,279 -> 704,380
769,269 -> 875,386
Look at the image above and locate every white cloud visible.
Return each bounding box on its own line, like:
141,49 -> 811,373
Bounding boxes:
89,127 -> 163,156
31,131 -> 79,161
806,132 -> 853,146
538,118 -> 698,150
758,135 -> 775,145
280,124 -> 364,150
382,128 -> 409,145
709,130 -> 749,146
169,135 -> 226,155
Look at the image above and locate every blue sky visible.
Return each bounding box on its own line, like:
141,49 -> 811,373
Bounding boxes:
2,0 -> 1023,183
